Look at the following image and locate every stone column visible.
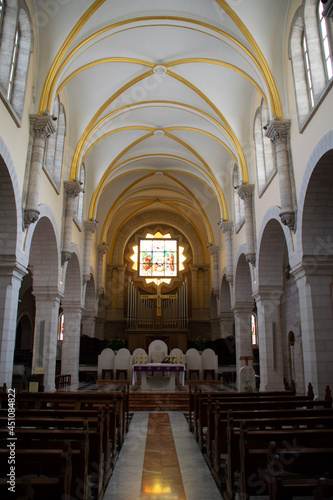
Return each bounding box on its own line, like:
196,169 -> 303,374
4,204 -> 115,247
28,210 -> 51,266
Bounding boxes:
31,287 -> 62,391
189,265 -> 199,310
218,220 -> 234,283
24,115 -> 56,227
219,312 -> 234,339
293,262 -> 333,398
0,262 -> 27,386
83,220 -> 98,284
232,303 -> 254,390
266,120 -> 295,230
62,180 -> 83,264
237,184 -> 256,265
97,243 -> 108,297
207,244 -> 219,296
81,311 -> 96,338
61,300 -> 83,388
253,287 -> 285,391
116,264 -> 127,310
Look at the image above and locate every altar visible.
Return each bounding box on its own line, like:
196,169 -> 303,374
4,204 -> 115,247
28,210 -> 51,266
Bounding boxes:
132,363 -> 185,391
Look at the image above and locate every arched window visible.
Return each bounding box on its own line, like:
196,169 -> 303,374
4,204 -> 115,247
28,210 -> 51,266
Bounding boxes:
0,1 -> 33,123
253,100 -> 276,196
233,164 -> 244,232
0,0 -> 4,35
318,2 -> 333,81
74,164 -> 85,228
44,97 -> 66,191
251,313 -> 257,346
289,0 -> 333,128
58,313 -> 64,341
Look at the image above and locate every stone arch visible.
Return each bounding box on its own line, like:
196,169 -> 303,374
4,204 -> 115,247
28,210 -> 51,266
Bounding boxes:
0,136 -> 23,259
111,210 -> 206,264
256,214 -> 301,391
26,214 -> 60,390
295,130 -> 333,396
61,251 -> 82,385
297,130 -> 333,262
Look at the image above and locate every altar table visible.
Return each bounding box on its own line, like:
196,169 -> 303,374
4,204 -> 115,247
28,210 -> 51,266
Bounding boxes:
132,363 -> 185,391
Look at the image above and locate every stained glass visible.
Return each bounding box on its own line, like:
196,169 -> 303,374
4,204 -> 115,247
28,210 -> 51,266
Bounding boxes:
139,239 -> 178,277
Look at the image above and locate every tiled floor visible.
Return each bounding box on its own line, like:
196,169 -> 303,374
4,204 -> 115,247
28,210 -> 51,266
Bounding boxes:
103,411 -> 222,500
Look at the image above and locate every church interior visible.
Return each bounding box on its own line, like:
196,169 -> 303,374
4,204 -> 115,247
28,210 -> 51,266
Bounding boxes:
1,0 -> 333,499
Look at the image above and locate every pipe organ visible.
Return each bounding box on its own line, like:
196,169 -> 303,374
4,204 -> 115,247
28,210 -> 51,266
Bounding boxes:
127,279 -> 188,330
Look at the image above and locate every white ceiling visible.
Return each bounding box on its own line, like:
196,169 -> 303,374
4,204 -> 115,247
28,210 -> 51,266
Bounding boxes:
35,0 -> 290,251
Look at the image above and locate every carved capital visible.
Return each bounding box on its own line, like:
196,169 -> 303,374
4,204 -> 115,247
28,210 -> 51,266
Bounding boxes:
212,288 -> 219,298
24,209 -> 40,228
207,244 -> 219,258
84,220 -> 98,235
225,273 -> 233,284
61,251 -> 72,266
246,252 -> 256,266
64,180 -> 83,199
98,243 -> 108,256
30,114 -> 56,139
237,184 -> 254,202
218,220 -> 234,233
280,210 -> 296,231
265,120 -> 291,147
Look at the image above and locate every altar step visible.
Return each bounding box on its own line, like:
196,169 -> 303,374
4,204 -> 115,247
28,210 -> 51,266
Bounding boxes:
128,392 -> 189,411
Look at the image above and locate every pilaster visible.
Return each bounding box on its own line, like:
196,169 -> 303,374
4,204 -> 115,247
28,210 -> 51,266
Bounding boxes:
253,287 -> 285,392
83,220 -> 98,284
62,180 -> 83,264
24,115 -> 56,227
266,120 -> 295,230
237,184 -> 256,265
218,220 -> 234,283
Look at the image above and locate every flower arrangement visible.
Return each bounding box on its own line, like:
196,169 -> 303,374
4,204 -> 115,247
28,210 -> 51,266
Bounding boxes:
105,334 -> 127,352
194,336 -> 207,352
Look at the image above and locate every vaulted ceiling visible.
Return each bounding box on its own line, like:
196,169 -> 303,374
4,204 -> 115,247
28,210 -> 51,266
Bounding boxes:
35,0 -> 289,256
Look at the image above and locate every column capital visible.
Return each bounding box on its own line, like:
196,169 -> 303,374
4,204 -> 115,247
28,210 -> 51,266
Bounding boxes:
24,209 -> 40,227
218,220 -> 234,233
237,184 -> 254,202
30,114 -> 56,139
291,258 -> 333,282
32,286 -> 63,303
232,302 -> 254,314
207,244 -> 219,257
265,120 -> 291,146
84,220 -> 98,234
253,286 -> 284,302
280,211 -> 295,231
64,180 -> 83,198
98,242 -> 108,256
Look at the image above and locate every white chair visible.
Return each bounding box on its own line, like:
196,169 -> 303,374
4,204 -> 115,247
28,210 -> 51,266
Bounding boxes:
97,348 -> 114,380
114,348 -> 132,380
148,340 -> 168,363
185,348 -> 202,380
169,348 -> 186,365
202,348 -> 218,380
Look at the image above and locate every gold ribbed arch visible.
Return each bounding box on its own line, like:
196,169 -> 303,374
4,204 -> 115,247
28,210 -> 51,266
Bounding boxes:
89,132 -> 228,221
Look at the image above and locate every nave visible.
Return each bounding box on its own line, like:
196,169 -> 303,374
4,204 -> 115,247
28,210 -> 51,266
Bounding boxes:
104,411 -> 222,500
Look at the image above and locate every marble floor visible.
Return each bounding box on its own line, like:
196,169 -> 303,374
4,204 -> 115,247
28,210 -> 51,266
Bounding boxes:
103,411 -> 222,500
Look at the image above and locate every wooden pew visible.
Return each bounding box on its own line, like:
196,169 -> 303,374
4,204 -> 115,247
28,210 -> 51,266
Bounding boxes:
0,426 -> 93,499
0,442 -> 73,500
266,441 -> 333,500
193,388 -> 316,448
196,391 -> 329,456
238,424 -> 333,499
210,406 -> 333,497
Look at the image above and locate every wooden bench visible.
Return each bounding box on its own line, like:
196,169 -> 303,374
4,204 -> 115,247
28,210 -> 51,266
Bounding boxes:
0,427 -> 91,500
266,441 -> 333,500
0,443 -> 73,500
209,405 -> 333,496
237,424 -> 333,499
